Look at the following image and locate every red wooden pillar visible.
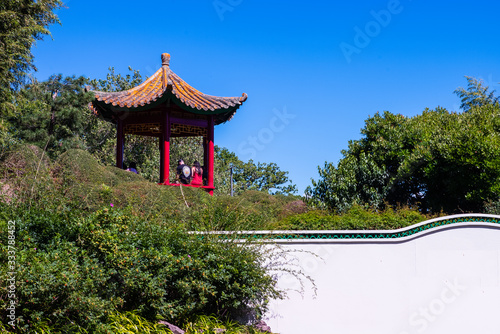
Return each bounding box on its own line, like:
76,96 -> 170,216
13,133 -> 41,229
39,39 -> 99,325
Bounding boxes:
116,118 -> 124,169
207,115 -> 214,195
160,110 -> 171,184
203,137 -> 208,183
159,136 -> 164,183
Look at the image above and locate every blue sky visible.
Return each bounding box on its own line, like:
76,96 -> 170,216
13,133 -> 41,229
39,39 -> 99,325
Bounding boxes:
32,0 -> 500,194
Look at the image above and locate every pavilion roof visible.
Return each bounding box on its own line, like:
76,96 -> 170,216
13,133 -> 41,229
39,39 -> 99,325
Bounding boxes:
88,53 -> 247,125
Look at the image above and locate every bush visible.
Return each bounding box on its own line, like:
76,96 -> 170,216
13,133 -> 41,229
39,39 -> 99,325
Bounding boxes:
107,311 -> 173,333
274,205 -> 427,230
112,182 -> 211,223
0,144 -> 54,205
484,200 -> 500,215
184,191 -> 306,231
0,203 -> 282,333
0,143 -> 432,333
0,148 -> 304,230
183,315 -> 269,334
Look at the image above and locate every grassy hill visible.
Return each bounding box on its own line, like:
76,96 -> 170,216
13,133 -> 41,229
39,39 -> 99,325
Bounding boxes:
1,145 -> 428,232
0,145 -> 306,333
1,145 -> 308,230
0,145 -> 429,333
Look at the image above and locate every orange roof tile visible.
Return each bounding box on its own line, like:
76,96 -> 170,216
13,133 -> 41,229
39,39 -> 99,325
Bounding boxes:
89,53 -> 247,124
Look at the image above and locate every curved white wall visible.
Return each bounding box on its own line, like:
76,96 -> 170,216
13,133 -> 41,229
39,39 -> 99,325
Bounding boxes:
261,215 -> 500,334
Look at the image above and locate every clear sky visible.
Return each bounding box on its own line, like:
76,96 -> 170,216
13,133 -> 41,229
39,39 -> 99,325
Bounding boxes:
32,0 -> 500,194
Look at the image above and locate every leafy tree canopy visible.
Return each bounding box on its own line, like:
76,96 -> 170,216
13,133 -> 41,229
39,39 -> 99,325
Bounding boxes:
307,77 -> 500,214
0,0 -> 64,115
8,74 -> 94,157
454,76 -> 499,112
215,146 -> 297,196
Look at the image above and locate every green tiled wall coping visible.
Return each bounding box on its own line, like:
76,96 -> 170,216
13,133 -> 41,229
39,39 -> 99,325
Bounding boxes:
190,214 -> 500,244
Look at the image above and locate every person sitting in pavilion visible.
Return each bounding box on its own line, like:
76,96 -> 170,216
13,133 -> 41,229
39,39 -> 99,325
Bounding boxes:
191,161 -> 203,186
176,159 -> 191,184
127,161 -> 138,174
87,53 -> 248,195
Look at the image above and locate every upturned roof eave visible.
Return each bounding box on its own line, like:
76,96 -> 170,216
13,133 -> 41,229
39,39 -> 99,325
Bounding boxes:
91,91 -> 244,125
88,53 -> 247,124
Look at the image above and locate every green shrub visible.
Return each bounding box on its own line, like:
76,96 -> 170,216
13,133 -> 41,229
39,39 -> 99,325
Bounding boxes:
183,315 -> 268,334
52,149 -> 116,185
275,205 -> 427,230
0,142 -> 431,334
107,313 -> 268,334
112,182 -> 211,223
186,195 -> 263,231
0,144 -> 54,205
108,311 -> 173,333
484,200 -> 500,215
237,191 -> 304,223
272,210 -> 336,230
0,203 -> 282,333
1,148 -> 303,230
184,191 -> 306,231
103,165 -> 146,185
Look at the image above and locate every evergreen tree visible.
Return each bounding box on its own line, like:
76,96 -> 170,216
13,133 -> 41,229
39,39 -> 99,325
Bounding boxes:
0,0 -> 64,115
307,77 -> 500,214
8,75 -> 94,157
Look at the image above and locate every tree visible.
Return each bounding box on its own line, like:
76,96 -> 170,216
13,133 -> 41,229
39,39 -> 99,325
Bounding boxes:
8,74 -> 94,157
307,77 -> 500,214
0,0 -> 64,115
454,76 -> 499,112
307,153 -> 389,212
215,146 -> 297,196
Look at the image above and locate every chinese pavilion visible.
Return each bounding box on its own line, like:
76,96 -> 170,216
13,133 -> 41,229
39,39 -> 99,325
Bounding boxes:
88,53 -> 247,195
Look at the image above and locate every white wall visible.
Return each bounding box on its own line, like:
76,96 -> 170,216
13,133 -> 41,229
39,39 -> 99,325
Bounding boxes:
262,215 -> 500,334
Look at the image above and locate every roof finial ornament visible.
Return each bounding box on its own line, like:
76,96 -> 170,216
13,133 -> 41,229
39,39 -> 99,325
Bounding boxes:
161,53 -> 170,67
